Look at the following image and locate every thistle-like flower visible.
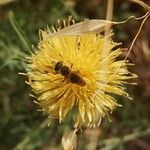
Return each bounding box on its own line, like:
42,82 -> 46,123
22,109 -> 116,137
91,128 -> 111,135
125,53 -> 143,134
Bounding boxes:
26,21 -> 136,127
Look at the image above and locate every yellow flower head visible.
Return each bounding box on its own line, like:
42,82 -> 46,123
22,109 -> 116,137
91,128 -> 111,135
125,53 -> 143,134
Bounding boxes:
26,21 -> 136,127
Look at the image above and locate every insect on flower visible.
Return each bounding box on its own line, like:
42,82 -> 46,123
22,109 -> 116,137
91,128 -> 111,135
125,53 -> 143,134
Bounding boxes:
54,61 -> 86,86
25,18 -> 137,128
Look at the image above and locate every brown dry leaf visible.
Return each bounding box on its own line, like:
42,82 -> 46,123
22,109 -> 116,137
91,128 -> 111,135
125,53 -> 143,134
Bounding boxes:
62,130 -> 77,150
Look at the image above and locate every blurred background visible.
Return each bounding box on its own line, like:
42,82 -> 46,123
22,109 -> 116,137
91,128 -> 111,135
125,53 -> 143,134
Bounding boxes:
0,0 -> 150,149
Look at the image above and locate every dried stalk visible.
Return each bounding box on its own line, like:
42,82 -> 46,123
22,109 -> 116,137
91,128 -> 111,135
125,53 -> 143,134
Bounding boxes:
105,0 -> 114,36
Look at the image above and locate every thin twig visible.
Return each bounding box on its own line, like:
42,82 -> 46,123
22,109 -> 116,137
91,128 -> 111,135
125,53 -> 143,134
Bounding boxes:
130,0 -> 150,12
125,12 -> 150,60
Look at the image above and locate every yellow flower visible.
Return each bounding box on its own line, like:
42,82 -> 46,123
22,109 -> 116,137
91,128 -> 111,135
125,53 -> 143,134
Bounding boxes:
26,25 -> 136,127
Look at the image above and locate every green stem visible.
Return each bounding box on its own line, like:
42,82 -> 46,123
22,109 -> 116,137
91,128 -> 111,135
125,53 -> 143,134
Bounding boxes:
9,12 -> 31,50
